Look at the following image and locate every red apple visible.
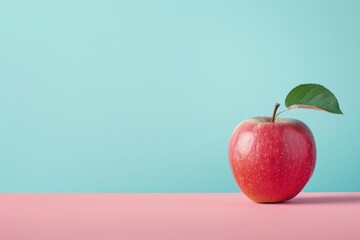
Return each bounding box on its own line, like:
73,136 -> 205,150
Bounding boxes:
228,116 -> 316,203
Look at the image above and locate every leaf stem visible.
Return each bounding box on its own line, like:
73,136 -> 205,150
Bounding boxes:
275,108 -> 290,118
271,103 -> 281,123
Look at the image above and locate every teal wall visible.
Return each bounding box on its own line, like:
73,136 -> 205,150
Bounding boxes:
1,0 -> 359,192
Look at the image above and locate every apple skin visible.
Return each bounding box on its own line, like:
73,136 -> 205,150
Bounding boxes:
228,117 -> 316,203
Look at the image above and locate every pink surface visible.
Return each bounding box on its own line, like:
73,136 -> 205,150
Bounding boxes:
1,193 -> 359,240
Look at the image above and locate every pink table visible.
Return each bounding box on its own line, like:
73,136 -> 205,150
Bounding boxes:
1,193 -> 359,240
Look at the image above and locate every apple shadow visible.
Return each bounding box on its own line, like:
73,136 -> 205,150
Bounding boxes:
286,194 -> 360,205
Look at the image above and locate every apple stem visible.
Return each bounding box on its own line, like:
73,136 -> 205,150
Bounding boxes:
271,103 -> 281,123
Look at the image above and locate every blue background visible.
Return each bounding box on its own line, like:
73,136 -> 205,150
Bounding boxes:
1,0 -> 359,192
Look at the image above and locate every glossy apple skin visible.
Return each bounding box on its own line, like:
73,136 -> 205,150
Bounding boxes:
228,117 -> 316,203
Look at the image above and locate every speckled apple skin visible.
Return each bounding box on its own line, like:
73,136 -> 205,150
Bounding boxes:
228,117 -> 316,203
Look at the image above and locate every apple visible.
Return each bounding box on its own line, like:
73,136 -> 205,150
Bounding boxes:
228,112 -> 316,203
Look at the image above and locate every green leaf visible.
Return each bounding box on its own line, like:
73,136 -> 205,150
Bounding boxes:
285,83 -> 343,114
